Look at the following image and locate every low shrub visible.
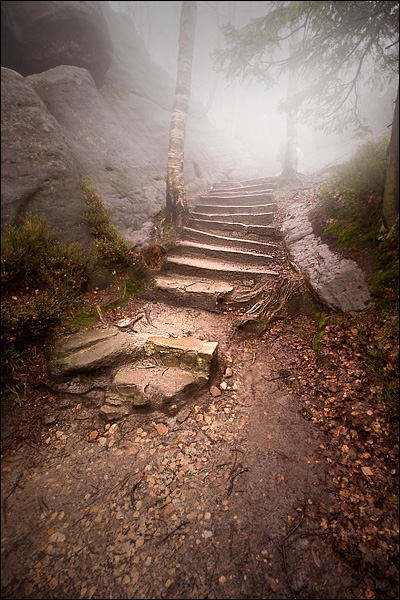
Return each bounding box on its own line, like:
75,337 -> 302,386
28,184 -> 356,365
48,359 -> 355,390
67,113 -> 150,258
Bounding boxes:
81,179 -> 134,270
1,213 -> 89,385
316,134 -> 389,248
369,221 -> 399,313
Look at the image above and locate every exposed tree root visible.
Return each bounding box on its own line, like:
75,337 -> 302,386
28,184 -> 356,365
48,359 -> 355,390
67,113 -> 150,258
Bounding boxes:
238,277 -> 305,332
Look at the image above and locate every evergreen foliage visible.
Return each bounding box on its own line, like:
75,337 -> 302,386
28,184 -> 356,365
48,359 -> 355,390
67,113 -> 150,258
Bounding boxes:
212,1 -> 399,134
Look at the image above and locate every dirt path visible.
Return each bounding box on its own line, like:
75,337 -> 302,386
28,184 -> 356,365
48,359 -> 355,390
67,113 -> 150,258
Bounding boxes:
1,300 -> 384,599
1,180 -> 398,600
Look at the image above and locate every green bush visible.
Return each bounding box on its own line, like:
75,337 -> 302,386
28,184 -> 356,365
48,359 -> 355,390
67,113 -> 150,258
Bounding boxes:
369,221 -> 399,312
1,213 -> 86,286
82,180 -> 133,269
1,214 -> 89,382
317,134 -> 389,248
320,135 -> 389,204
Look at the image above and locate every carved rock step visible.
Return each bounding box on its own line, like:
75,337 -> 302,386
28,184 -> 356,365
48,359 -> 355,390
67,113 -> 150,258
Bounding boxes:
48,327 -> 218,419
209,184 -> 275,193
206,188 -> 274,195
211,177 -> 276,190
151,273 -> 281,313
187,219 -> 282,239
191,211 -> 275,225
164,255 -> 280,280
193,203 -> 277,214
183,227 -> 280,252
196,193 -> 274,205
172,240 -> 282,266
151,274 -> 234,312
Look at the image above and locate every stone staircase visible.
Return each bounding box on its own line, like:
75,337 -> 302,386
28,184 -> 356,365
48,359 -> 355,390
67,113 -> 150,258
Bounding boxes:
47,177 -> 302,420
151,177 -> 293,315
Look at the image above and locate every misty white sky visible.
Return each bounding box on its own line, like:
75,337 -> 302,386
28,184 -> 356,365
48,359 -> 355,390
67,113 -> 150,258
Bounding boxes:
108,1 -> 397,176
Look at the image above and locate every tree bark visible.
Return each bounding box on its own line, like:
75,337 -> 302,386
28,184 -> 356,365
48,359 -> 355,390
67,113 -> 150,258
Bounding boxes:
166,1 -> 197,229
383,84 -> 399,230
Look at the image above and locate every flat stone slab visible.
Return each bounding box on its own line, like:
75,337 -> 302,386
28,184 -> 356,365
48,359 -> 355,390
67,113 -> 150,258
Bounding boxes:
47,326 -> 218,419
151,275 -> 234,312
49,328 -> 148,379
154,275 -> 233,295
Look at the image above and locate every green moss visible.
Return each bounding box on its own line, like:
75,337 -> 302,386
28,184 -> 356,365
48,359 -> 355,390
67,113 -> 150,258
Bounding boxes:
144,342 -> 155,356
366,322 -> 399,422
66,307 -> 97,329
100,84 -> 126,100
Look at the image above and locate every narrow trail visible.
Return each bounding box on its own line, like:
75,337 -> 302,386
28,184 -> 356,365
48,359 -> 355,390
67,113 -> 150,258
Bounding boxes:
1,178 -> 395,599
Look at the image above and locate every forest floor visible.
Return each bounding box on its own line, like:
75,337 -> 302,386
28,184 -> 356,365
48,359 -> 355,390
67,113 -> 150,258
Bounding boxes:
1,187 -> 398,600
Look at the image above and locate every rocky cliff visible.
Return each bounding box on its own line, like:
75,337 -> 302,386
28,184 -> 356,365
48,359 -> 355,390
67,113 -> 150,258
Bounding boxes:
1,1 -> 259,248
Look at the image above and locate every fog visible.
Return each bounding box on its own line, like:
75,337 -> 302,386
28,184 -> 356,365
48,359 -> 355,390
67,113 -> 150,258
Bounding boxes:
109,1 -> 397,176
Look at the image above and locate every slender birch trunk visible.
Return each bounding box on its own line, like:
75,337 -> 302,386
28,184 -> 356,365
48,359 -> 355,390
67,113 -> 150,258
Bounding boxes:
165,1 -> 197,228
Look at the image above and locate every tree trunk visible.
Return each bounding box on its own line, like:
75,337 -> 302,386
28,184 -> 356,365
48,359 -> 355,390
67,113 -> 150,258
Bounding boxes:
282,28 -> 299,177
165,1 -> 197,229
383,84 -> 399,230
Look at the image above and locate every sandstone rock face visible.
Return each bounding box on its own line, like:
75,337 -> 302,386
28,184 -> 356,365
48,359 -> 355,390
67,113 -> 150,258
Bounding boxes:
282,198 -> 371,312
1,3 -> 260,249
0,67 -> 91,245
27,64 -> 169,246
48,326 -> 218,419
1,1 -> 112,87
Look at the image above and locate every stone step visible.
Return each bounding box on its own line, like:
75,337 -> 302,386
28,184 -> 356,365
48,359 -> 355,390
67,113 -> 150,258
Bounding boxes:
164,255 -> 280,280
224,183 -> 276,193
193,203 -> 277,214
211,177 -> 276,189
191,211 -> 275,225
197,193 -> 274,205
210,184 -> 275,193
187,218 -> 282,239
151,274 -> 234,312
173,240 -> 279,266
206,188 -> 274,197
183,227 -> 280,252
48,327 -> 219,419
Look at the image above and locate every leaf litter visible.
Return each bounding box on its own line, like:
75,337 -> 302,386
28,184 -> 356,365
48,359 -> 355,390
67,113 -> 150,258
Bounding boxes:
1,283 -> 398,600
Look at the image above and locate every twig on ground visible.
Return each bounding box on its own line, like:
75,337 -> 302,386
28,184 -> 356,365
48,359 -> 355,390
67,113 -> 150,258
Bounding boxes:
281,508 -> 304,599
227,448 -> 248,497
130,472 -> 147,507
160,521 -> 189,544
2,473 -> 23,523
96,304 -> 107,325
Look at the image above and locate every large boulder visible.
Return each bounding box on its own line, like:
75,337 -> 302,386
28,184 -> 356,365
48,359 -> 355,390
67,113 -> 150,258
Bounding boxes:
282,196 -> 371,312
47,326 -> 218,418
0,67 -> 90,245
27,64 -> 169,246
1,2 -> 260,249
1,1 -> 112,87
